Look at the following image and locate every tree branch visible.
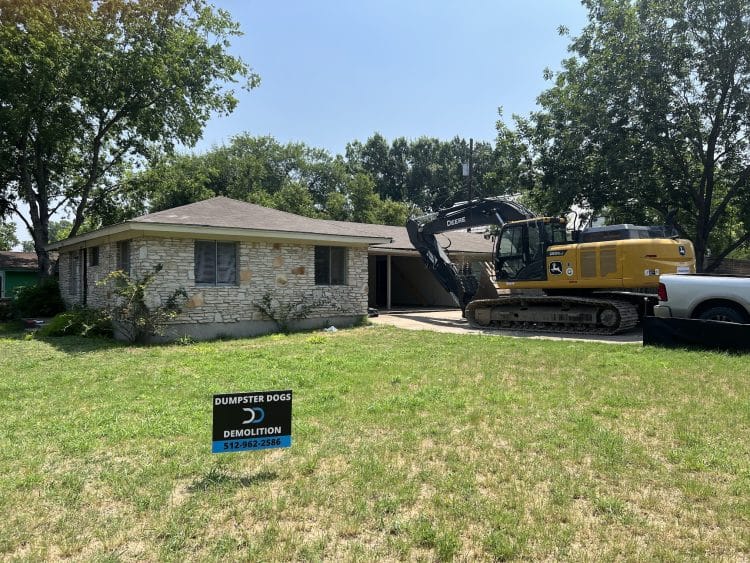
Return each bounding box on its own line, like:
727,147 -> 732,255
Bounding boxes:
705,231 -> 750,272
7,201 -> 33,235
707,165 -> 750,233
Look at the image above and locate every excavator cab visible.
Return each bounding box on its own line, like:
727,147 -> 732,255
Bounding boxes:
495,217 -> 569,281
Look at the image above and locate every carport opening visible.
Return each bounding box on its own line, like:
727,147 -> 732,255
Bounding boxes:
368,255 -> 496,310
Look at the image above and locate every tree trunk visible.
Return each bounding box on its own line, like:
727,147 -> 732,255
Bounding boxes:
29,214 -> 53,278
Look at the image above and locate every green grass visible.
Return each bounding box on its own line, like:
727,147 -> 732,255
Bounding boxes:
1,325 -> 749,560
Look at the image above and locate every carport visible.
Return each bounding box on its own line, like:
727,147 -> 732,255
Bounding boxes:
362,225 -> 497,310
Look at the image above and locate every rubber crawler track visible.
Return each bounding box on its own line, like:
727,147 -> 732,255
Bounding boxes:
465,296 -> 640,335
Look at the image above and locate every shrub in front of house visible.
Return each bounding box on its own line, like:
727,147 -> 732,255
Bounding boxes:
0,299 -> 14,321
100,264 -> 187,343
12,279 -> 65,318
37,308 -> 112,338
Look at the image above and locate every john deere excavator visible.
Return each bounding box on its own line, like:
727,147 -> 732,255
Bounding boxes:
406,197 -> 696,334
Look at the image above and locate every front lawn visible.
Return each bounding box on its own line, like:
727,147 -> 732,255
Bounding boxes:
1,326 -> 748,560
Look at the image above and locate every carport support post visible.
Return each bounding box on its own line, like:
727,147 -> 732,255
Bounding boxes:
387,254 -> 392,310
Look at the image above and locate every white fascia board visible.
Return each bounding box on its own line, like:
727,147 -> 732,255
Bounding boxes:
46,222 -> 392,251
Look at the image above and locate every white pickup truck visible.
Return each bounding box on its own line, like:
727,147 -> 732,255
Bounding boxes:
654,274 -> 750,323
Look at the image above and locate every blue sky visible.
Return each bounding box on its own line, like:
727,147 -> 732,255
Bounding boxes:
11,1 -> 589,246
196,0 -> 589,155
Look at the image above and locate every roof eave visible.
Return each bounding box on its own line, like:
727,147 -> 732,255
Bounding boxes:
45,222 -> 392,251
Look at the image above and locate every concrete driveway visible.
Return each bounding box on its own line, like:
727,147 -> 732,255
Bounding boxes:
370,308 -> 643,344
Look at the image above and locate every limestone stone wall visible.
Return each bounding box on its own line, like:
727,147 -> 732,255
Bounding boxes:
58,251 -> 81,307
59,242 -> 119,308
67,236 -> 369,331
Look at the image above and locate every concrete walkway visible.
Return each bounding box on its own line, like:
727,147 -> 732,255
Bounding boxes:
369,308 -> 643,344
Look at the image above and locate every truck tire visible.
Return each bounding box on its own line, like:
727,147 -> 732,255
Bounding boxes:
698,306 -> 747,324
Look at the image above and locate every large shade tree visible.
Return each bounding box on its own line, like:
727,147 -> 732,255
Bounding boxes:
345,133 -> 517,212
123,134 -> 412,226
511,0 -> 750,270
0,0 -> 257,275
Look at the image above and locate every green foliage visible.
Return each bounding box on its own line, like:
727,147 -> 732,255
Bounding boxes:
0,221 -> 19,251
346,133 -> 514,212
0,301 -> 16,322
123,134 -> 414,226
0,0 -> 257,274
509,0 -> 750,270
99,264 -> 187,343
47,220 -> 73,243
36,308 -> 111,338
253,291 -> 319,334
11,278 -> 65,317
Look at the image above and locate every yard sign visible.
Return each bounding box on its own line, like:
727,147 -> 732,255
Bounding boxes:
212,390 -> 292,453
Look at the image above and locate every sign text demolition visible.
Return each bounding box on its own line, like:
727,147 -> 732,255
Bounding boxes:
212,390 -> 292,453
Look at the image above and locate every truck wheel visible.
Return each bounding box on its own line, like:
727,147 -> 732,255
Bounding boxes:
698,306 -> 747,324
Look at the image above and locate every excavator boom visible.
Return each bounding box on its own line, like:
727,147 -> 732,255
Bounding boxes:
406,197 -> 535,312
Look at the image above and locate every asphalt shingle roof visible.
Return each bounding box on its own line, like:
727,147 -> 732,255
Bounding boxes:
0,252 -> 38,271
132,197 -> 493,255
50,197 -> 493,256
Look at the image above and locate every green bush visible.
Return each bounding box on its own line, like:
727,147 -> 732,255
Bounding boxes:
0,299 -> 14,321
12,279 -> 65,317
37,308 -> 112,338
99,265 -> 186,343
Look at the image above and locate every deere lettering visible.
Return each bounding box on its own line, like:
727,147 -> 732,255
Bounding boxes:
446,216 -> 466,227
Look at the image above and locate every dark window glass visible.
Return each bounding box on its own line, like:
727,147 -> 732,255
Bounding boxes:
216,242 -> 237,284
315,246 -> 347,285
330,247 -> 347,285
89,246 -> 99,267
314,246 -> 328,284
116,241 -> 130,274
195,241 -> 237,285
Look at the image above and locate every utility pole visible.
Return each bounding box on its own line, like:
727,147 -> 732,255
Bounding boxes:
468,138 -> 473,201
462,138 -> 474,202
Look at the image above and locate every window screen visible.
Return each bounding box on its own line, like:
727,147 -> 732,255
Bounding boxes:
195,241 -> 238,285
315,246 -> 348,285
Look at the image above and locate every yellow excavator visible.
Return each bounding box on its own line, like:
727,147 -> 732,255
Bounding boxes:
406,197 -> 696,334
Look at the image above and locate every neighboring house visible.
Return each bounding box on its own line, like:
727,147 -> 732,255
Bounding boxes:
46,197 -> 496,341
0,252 -> 39,299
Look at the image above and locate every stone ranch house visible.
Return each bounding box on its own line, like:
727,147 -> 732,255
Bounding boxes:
48,197 -> 495,340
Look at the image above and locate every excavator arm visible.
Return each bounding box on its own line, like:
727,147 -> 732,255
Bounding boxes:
406,197 -> 535,314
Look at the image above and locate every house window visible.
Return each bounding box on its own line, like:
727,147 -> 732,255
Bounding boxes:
194,241 -> 238,285
89,246 -> 99,267
117,241 -> 130,274
314,246 -> 347,285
